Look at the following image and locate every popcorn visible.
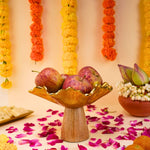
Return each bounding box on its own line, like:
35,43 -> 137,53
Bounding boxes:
116,81 -> 150,101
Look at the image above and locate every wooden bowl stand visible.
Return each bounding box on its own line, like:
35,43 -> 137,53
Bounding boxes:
61,107 -> 89,142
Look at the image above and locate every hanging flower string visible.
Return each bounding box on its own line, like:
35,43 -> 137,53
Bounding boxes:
0,0 -> 12,89
101,0 -> 117,61
28,0 -> 44,61
140,0 -> 150,76
61,0 -> 78,75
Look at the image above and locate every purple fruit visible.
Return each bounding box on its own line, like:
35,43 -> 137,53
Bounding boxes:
62,75 -> 93,94
35,67 -> 64,93
78,66 -> 103,86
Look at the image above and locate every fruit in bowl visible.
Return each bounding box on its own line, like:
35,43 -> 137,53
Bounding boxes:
31,66 -> 112,108
117,63 -> 150,117
34,67 -> 64,93
78,66 -> 103,86
62,75 -> 93,94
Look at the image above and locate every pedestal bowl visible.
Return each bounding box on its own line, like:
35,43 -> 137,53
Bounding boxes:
29,82 -> 112,142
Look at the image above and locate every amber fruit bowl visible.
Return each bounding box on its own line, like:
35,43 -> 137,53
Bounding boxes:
118,96 -> 150,117
29,82 -> 112,109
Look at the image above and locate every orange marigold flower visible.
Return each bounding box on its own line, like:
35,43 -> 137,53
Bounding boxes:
32,16 -> 41,23
28,0 -> 41,4
103,38 -> 115,47
30,30 -> 41,37
101,47 -> 117,61
32,44 -> 44,53
104,8 -> 115,15
30,22 -> 43,31
30,3 -> 43,14
102,24 -> 115,32
103,16 -> 115,24
103,32 -> 115,39
103,0 -> 115,8
31,37 -> 43,45
30,51 -> 43,61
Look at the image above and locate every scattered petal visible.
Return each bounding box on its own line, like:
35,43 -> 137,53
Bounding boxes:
78,144 -> 87,150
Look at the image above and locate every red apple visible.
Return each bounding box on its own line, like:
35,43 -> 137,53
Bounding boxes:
61,74 -> 70,81
35,67 -> 64,93
78,66 -> 103,86
62,75 -> 93,94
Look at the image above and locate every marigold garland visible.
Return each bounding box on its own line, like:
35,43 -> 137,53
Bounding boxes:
61,0 -> 78,75
28,0 -> 44,61
0,0 -> 12,89
102,0 -> 117,61
140,0 -> 150,76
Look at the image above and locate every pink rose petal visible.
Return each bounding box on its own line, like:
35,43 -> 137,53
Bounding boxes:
7,137 -> 14,144
37,117 -> 47,122
61,145 -> 68,150
29,139 -> 42,147
15,134 -> 26,138
52,110 -> 59,115
47,139 -> 63,146
46,134 -> 59,140
58,112 -> 64,117
78,144 -> 87,150
6,126 -> 18,133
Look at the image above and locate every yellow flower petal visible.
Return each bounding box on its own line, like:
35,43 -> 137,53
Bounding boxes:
63,51 -> 77,60
61,21 -> 77,30
62,28 -> 77,37
62,13 -> 77,22
61,0 -> 77,8
63,36 -> 78,45
63,67 -> 77,75
63,45 -> 77,52
1,79 -> 12,89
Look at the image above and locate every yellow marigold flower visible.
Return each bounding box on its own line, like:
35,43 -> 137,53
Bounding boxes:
0,30 -> 9,39
64,67 -> 77,75
144,0 -> 150,5
144,12 -> 150,18
61,21 -> 77,30
0,24 -> 9,30
0,47 -> 11,55
63,51 -> 77,60
63,13 -> 77,22
63,37 -> 78,45
0,63 -> 12,77
145,19 -> 150,25
61,7 -> 76,16
0,40 -> 11,48
1,78 -> 12,89
63,59 -> 77,67
61,0 -> 77,8
145,24 -> 150,31
0,54 -> 11,62
63,45 -> 77,52
62,28 -> 77,37
0,134 -> 9,143
0,16 -> 9,23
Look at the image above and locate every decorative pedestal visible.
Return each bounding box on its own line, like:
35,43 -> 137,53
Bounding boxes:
61,107 -> 89,142
29,82 -> 112,142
